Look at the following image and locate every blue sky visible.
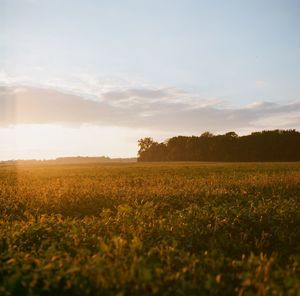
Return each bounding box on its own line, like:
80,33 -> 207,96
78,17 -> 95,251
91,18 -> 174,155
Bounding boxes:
0,0 -> 300,159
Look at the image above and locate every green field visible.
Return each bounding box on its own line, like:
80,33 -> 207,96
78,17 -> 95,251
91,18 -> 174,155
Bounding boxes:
0,162 -> 300,295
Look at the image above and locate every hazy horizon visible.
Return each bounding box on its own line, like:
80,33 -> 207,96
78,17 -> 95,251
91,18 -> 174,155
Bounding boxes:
1,0 -> 300,160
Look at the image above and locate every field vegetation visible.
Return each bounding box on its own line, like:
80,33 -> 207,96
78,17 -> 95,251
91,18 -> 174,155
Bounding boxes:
0,162 -> 299,295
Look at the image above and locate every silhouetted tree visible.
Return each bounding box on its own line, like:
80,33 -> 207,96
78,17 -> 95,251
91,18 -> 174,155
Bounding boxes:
137,130 -> 300,162
138,137 -> 156,161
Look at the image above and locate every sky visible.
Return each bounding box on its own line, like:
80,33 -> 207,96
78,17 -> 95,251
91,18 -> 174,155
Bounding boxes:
0,0 -> 300,159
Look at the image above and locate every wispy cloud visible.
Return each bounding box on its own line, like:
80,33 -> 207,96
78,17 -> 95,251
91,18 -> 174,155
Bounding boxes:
0,85 -> 299,134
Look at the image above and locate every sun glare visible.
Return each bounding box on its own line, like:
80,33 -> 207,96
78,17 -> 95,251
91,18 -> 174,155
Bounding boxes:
0,124 -> 146,160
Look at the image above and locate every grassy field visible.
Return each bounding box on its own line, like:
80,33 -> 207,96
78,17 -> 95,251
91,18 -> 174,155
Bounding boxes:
0,162 -> 299,295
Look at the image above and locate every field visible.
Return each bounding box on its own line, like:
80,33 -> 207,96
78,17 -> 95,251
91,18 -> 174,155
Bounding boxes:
0,162 -> 299,295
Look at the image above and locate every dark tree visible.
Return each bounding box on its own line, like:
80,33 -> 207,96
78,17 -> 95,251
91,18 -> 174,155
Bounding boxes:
137,130 -> 300,162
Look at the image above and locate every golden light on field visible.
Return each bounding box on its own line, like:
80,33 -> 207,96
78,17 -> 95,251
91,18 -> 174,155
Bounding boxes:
1,0 -> 300,294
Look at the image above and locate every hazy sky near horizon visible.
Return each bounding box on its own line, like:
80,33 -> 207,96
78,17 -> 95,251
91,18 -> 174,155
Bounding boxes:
0,0 -> 300,159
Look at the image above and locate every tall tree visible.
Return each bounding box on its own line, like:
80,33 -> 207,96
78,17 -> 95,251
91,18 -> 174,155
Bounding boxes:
137,130 -> 300,162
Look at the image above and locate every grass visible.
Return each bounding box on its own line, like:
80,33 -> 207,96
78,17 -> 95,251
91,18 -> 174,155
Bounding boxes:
0,162 -> 300,295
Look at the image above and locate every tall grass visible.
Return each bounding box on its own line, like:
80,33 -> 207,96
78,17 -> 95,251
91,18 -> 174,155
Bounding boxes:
0,163 -> 299,295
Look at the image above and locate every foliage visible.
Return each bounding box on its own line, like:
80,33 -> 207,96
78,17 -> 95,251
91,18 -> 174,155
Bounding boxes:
137,129 -> 300,162
0,162 -> 300,295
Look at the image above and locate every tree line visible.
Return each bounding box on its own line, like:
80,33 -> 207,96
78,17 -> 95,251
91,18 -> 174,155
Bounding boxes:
138,130 -> 300,162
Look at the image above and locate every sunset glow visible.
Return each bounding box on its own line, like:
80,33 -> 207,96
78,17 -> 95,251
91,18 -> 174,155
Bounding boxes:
1,0 -> 299,160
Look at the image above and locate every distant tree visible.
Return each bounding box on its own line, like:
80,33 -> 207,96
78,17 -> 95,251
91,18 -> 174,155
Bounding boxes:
200,131 -> 214,138
137,138 -> 157,161
225,131 -> 238,138
138,138 -> 154,154
137,130 -> 300,162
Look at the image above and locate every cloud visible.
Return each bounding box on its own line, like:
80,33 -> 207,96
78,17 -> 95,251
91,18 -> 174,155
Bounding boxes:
0,85 -> 299,134
255,80 -> 266,87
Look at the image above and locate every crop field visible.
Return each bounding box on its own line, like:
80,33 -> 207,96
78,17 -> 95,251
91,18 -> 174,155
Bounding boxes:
0,162 -> 299,295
